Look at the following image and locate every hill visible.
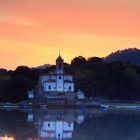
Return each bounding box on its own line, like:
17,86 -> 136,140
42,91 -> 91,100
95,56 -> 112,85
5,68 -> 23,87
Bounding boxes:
104,48 -> 140,67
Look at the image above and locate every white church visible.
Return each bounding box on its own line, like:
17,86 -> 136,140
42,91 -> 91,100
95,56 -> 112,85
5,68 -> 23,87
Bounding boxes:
39,54 -> 74,94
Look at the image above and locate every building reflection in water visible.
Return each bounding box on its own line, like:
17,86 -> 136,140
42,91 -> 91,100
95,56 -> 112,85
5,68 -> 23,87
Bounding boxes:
30,109 -> 85,140
0,108 -> 102,140
1,109 -> 140,140
40,121 -> 74,139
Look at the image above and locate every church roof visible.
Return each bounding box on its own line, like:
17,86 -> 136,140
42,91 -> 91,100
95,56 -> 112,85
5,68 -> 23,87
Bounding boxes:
45,130 -> 55,134
46,79 -> 56,82
63,130 -> 73,133
64,80 -> 73,83
56,54 -> 64,61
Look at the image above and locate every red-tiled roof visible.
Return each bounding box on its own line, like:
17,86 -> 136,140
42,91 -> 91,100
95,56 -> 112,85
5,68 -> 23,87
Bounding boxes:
47,79 -> 56,82
64,80 -> 73,83
43,130 -> 55,134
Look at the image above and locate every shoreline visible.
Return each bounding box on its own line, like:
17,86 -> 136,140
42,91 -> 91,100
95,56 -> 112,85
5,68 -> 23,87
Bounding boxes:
101,103 -> 140,110
1,102 -> 140,110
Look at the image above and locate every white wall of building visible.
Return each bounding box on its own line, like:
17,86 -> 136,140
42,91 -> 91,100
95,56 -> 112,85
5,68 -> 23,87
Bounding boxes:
56,70 -> 63,74
64,83 -> 74,92
44,82 -> 56,92
76,90 -> 85,99
41,76 -> 49,83
64,75 -> 73,81
56,75 -> 64,92
50,75 -> 56,80
41,75 -> 56,83
63,122 -> 74,130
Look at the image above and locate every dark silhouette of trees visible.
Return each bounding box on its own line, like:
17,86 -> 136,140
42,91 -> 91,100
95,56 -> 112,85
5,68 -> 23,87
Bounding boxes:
71,56 -> 140,100
87,57 -> 103,63
71,56 -> 86,66
0,53 -> 140,102
0,66 -> 39,102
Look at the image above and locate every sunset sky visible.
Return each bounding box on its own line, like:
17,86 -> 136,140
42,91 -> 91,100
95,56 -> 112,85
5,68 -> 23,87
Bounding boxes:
0,0 -> 140,70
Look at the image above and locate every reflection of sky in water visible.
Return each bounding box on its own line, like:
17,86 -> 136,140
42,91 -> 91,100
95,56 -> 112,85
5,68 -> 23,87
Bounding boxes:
0,109 -> 140,140
0,136 -> 14,140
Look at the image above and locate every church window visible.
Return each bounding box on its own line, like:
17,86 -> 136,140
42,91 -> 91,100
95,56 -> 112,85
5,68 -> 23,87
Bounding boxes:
59,76 -> 62,79
59,63 -> 62,69
69,86 -> 72,90
48,123 -> 50,127
48,86 -> 51,90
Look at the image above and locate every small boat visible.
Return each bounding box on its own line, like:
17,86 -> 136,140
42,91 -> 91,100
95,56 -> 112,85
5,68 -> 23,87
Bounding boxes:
40,104 -> 47,109
101,104 -> 109,110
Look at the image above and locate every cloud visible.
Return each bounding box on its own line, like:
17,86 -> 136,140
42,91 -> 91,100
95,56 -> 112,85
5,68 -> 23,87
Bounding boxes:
0,0 -> 140,37
0,13 -> 39,27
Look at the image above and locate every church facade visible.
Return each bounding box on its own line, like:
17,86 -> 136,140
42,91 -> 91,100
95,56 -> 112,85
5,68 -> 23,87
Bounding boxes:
39,55 -> 74,94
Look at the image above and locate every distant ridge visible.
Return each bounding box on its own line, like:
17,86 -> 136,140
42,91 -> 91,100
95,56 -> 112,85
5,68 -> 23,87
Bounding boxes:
104,48 -> 140,67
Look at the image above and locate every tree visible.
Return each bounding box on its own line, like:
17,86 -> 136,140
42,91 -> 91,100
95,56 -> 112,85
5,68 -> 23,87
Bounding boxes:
71,56 -> 86,66
87,57 -> 103,63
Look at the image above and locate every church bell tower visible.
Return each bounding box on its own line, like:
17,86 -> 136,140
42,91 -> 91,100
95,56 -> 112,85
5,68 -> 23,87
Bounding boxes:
56,54 -> 64,92
56,54 -> 64,74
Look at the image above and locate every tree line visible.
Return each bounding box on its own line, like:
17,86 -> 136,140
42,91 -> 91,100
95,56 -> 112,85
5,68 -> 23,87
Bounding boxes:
0,56 -> 140,102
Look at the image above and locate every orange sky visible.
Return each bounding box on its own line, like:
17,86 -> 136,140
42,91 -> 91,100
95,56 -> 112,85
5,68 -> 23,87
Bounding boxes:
0,0 -> 140,70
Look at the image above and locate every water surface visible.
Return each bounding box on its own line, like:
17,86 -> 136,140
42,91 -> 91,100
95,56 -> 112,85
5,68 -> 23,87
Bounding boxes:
0,108 -> 140,140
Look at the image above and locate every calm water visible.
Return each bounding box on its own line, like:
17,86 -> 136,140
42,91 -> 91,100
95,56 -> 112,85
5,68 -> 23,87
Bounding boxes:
0,108 -> 140,140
